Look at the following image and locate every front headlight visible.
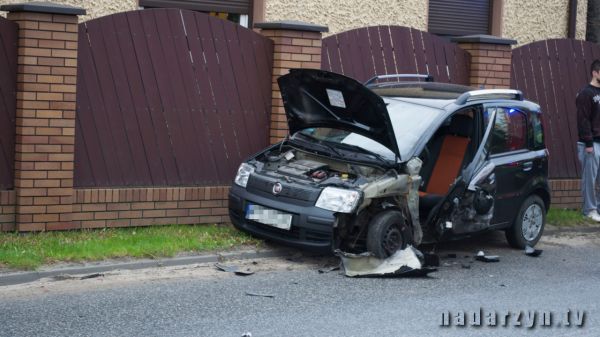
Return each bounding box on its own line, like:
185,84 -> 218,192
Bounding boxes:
234,163 -> 255,187
315,187 -> 361,213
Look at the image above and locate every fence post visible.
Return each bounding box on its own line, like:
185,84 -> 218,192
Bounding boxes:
1,2 -> 85,231
452,35 -> 517,89
254,21 -> 328,145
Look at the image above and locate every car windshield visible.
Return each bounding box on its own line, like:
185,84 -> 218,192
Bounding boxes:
293,128 -> 397,161
386,99 -> 445,159
291,99 -> 444,162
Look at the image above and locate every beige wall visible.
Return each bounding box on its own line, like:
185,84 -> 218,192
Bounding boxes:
0,0 -> 589,44
264,0 -> 428,35
1,0 -> 138,21
503,0 -> 587,45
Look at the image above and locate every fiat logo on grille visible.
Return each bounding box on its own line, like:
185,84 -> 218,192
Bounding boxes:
272,182 -> 283,195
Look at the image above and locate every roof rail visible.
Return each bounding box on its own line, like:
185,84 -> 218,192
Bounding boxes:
364,74 -> 434,86
455,89 -> 523,105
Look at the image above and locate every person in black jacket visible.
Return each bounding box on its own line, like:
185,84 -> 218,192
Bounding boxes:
577,59 -> 600,222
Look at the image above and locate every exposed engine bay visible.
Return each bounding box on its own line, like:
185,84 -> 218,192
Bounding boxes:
246,145 -> 424,254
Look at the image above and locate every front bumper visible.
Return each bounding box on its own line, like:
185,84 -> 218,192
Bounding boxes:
228,184 -> 336,253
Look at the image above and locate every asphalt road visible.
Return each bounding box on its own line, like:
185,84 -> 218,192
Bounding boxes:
1,229 -> 600,337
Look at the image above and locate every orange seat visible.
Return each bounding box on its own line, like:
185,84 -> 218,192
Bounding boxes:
423,135 -> 470,195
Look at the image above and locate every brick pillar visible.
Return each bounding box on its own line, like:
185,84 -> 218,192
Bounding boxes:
452,35 -> 517,89
1,2 -> 85,231
254,21 -> 328,144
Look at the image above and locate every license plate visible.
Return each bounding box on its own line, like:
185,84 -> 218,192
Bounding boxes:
245,203 -> 292,230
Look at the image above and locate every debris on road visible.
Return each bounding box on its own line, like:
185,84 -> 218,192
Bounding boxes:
80,273 -> 104,280
461,263 -> 471,269
525,245 -> 543,257
475,251 -> 500,263
241,332 -> 252,337
335,246 -> 438,277
214,263 -> 255,276
245,291 -> 275,298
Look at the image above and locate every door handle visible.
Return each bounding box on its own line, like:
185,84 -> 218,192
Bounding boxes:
522,161 -> 533,171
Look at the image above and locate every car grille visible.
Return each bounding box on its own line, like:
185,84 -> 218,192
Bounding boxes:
246,174 -> 321,204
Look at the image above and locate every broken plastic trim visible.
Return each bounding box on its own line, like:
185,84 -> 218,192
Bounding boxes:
335,246 -> 438,277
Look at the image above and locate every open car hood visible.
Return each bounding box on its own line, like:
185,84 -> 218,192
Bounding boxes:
278,69 -> 400,159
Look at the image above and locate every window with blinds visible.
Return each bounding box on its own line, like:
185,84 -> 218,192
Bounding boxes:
139,0 -> 252,27
428,0 -> 491,37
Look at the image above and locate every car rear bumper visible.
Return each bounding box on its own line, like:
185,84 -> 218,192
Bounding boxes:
228,184 -> 335,253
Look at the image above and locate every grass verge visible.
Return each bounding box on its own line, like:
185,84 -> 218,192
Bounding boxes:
546,208 -> 590,227
0,224 -> 260,270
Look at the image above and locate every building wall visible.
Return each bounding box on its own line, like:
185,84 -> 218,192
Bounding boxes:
0,0 -> 137,21
264,0 -> 429,35
503,0 -> 587,45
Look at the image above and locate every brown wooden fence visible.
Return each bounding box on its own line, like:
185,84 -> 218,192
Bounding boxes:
511,39 -> 600,179
0,17 -> 17,190
74,8 -> 273,188
321,26 -> 471,85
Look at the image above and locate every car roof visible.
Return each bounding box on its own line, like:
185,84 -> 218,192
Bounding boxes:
371,81 -> 540,113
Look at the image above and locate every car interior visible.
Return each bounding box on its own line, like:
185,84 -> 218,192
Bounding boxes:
418,109 -> 479,220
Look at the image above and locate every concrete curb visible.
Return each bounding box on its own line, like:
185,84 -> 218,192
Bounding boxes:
0,248 -> 295,287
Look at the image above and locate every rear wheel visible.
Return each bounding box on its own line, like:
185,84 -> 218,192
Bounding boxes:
366,210 -> 411,258
505,195 -> 546,249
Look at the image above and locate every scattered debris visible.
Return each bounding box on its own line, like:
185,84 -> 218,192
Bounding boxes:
79,273 -> 104,280
525,245 -> 543,257
245,292 -> 275,298
286,252 -> 304,262
461,263 -> 471,269
499,284 -> 506,287
318,264 -> 341,274
214,263 -> 255,276
335,246 -> 438,277
242,333 -> 252,337
475,251 -> 500,263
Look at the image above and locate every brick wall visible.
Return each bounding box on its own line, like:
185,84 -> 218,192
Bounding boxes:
255,21 -> 327,144
71,186 -> 230,228
452,35 -> 517,89
5,4 -> 83,231
0,190 -> 16,231
549,179 -> 582,209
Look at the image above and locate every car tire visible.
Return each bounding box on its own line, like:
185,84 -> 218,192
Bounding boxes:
505,195 -> 546,249
366,210 -> 410,259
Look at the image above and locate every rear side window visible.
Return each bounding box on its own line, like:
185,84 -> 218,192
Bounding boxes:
529,111 -> 544,149
488,107 -> 528,154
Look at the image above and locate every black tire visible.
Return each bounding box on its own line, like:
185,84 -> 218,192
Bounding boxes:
366,210 -> 411,259
505,195 -> 546,249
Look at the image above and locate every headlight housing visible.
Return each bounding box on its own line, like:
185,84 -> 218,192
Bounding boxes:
315,187 -> 361,213
234,163 -> 255,187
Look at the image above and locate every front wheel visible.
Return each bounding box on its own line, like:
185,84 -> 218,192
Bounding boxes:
366,210 -> 411,259
505,195 -> 546,249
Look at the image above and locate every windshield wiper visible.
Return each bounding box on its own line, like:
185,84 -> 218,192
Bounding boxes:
333,142 -> 392,165
290,133 -> 343,158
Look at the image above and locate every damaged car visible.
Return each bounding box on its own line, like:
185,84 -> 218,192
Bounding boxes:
228,69 -> 549,258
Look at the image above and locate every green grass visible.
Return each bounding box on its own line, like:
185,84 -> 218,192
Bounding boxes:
0,224 -> 259,270
546,208 -> 589,227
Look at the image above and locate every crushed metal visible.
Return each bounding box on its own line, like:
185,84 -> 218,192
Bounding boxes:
335,246 -> 438,277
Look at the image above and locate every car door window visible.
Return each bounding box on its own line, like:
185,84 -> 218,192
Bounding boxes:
485,107 -> 528,154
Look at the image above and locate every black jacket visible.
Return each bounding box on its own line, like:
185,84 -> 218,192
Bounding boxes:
577,84 -> 600,147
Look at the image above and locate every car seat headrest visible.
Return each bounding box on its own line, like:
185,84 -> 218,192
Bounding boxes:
448,114 -> 472,138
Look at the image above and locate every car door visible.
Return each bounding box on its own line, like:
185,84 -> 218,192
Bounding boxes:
485,105 -> 540,227
427,107 -> 498,239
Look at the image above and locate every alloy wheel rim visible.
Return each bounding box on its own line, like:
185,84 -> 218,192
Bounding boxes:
522,204 -> 543,241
